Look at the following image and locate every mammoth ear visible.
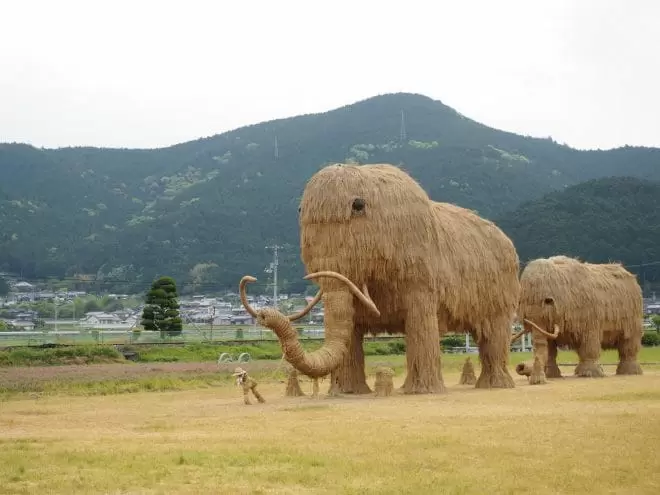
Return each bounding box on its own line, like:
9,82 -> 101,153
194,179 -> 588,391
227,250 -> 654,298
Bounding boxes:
543,297 -> 555,306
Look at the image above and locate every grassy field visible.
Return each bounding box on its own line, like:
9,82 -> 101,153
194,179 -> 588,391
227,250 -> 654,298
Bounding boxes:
0,348 -> 659,494
1,362 -> 659,494
1,345 -> 660,399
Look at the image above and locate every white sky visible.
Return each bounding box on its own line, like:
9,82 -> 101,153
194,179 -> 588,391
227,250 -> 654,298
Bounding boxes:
1,0 -> 658,150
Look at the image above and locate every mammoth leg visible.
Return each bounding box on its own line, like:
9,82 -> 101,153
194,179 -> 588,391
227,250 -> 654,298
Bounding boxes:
574,334 -> 605,378
545,339 -> 562,378
529,339 -> 548,385
616,333 -> 643,375
328,327 -> 371,395
528,329 -> 549,385
475,316 -> 515,389
401,292 -> 445,394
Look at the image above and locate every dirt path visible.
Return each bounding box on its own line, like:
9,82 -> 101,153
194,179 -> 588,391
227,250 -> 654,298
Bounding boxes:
0,360 -> 284,386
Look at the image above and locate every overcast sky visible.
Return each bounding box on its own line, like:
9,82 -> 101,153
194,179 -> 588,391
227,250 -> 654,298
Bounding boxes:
1,0 -> 658,150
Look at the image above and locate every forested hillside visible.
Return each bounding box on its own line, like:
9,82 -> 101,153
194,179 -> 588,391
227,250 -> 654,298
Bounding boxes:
1,93 -> 659,293
497,176 -> 660,292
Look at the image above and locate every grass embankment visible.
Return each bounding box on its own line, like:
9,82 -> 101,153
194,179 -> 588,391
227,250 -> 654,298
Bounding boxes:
0,340 -> 406,367
1,370 -> 659,494
0,345 -> 126,366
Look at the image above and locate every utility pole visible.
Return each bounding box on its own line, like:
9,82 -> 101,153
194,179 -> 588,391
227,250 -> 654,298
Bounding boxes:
274,136 -> 279,159
400,109 -> 407,143
265,244 -> 283,309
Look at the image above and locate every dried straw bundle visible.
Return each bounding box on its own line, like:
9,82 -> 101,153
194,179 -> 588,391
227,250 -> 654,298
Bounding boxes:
517,255 -> 644,381
374,366 -> 395,397
458,357 -> 477,385
285,367 -> 305,397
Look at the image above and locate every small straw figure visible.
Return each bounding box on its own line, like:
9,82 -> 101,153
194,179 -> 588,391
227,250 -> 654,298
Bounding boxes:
528,356 -> 547,385
285,367 -> 306,397
459,357 -> 477,385
232,367 -> 266,405
374,366 -> 395,397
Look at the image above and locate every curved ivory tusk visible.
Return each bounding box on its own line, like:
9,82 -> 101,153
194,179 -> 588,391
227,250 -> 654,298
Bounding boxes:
523,318 -> 560,339
240,275 -> 323,320
239,276 -> 259,318
303,271 -> 380,317
287,290 -> 323,321
510,327 -> 528,344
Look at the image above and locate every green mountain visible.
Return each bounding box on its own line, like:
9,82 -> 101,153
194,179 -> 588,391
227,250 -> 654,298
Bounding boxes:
1,93 -> 659,294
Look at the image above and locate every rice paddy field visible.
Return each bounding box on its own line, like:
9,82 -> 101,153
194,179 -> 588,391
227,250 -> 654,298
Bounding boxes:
1,348 -> 660,494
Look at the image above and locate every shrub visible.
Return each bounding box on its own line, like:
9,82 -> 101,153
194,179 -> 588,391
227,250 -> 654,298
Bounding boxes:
388,341 -> 406,354
441,335 -> 464,349
0,345 -> 123,366
641,331 -> 660,347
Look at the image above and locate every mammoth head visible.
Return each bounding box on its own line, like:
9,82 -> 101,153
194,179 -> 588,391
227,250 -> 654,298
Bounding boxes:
297,163 -> 433,279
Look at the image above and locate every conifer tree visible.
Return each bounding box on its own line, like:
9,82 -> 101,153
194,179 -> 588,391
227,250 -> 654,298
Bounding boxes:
141,276 -> 182,337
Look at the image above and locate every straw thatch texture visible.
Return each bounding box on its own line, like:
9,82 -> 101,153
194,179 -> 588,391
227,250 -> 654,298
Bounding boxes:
458,357 -> 477,385
517,255 -> 644,383
374,366 -> 395,397
300,164 -> 520,393
241,163 -> 520,395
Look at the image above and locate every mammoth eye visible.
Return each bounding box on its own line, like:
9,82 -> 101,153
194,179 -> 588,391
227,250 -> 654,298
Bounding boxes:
544,297 -> 554,305
298,206 -> 301,214
351,198 -> 365,212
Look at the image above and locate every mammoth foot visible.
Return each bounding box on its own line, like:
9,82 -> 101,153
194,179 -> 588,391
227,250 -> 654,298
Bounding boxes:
328,382 -> 372,395
476,367 -> 515,389
528,357 -> 547,385
529,371 -> 547,385
574,362 -> 605,378
615,360 -> 643,375
401,373 -> 446,394
334,375 -> 372,394
545,364 -> 563,379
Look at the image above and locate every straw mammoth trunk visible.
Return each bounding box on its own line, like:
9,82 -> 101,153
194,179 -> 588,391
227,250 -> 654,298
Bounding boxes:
240,272 -> 379,380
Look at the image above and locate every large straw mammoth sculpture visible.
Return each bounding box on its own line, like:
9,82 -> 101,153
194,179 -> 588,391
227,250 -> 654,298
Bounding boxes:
240,163 -> 521,394
513,255 -> 643,383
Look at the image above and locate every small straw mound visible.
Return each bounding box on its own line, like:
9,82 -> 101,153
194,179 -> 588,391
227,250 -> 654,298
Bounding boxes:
458,357 -> 477,385
285,367 -> 306,397
374,366 -> 395,397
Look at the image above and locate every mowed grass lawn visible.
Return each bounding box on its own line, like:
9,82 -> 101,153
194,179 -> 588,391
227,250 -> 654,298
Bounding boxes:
1,351 -> 660,494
